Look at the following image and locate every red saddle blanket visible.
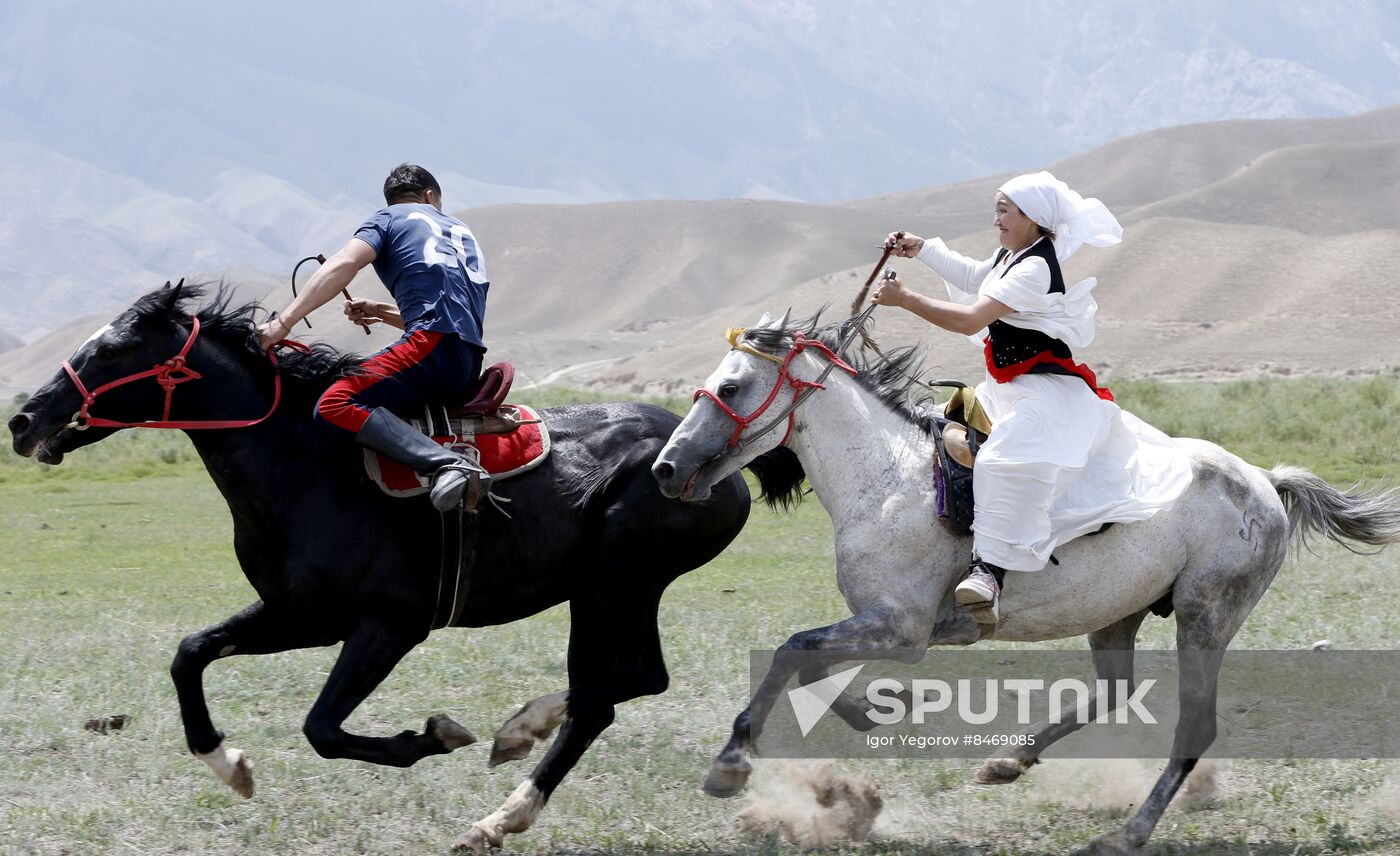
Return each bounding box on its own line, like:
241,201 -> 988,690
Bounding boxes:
363,404 -> 550,498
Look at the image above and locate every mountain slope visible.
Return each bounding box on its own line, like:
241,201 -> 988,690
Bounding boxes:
4,109 -> 1399,397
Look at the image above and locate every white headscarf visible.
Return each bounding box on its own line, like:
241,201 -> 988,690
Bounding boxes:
998,171 -> 1122,262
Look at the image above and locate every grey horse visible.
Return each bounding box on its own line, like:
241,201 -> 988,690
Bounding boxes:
651,312 -> 1400,854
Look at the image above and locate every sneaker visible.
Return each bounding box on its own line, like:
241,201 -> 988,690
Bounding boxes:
955,564 -> 1001,625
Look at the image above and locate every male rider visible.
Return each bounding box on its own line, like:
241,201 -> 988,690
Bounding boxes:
256,163 -> 490,511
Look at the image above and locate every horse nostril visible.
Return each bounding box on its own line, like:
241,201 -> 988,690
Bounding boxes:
653,461 -> 675,482
7,412 -> 32,437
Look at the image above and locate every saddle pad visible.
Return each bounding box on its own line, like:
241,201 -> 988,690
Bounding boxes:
364,404 -> 551,498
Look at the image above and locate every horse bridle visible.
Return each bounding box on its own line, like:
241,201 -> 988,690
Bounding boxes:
61,315 -> 305,431
693,239 -> 899,452
693,324 -> 862,451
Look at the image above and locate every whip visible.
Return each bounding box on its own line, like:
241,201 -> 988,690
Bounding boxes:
290,253 -> 372,335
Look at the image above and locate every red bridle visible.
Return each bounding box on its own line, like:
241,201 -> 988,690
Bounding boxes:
61,315 -> 305,431
693,332 -> 858,449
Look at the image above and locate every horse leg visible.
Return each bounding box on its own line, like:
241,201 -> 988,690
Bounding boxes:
977,610 -> 1148,785
488,690 -> 569,767
301,619 -> 476,767
706,605 -> 930,798
1082,579 -> 1269,854
170,600 -> 338,797
455,588 -> 671,852
793,662 -> 917,732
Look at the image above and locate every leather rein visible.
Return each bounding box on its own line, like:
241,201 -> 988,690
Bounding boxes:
61,315 -> 307,431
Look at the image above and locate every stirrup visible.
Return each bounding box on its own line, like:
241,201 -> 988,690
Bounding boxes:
430,463 -> 492,513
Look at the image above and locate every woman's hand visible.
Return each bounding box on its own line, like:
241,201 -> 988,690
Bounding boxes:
870,274 -> 910,308
885,231 -> 925,258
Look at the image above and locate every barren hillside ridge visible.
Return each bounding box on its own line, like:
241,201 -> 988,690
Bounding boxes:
4,107 -> 1398,398
845,106 -> 1400,230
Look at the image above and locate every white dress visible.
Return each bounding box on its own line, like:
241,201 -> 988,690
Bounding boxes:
916,237 -> 1193,571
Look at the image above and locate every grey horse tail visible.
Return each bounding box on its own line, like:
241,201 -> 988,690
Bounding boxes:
1266,465 -> 1400,554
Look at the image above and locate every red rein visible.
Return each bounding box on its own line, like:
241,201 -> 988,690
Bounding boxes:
694,333 -> 858,448
62,315 -> 306,430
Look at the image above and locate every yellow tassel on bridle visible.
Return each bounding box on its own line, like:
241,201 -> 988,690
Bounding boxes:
725,327 -> 786,365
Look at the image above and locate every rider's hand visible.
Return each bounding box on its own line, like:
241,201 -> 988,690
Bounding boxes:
255,316 -> 291,351
344,298 -> 384,326
885,231 -> 925,258
871,275 -> 910,308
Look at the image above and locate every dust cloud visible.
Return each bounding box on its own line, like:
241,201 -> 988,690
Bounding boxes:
1024,759 -> 1222,815
736,760 -> 884,847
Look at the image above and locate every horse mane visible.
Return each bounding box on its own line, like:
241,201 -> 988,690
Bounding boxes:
735,310 -> 939,511
738,309 -> 937,430
133,281 -> 366,391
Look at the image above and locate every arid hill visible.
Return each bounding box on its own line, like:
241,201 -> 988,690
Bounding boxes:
4,106 -> 1398,399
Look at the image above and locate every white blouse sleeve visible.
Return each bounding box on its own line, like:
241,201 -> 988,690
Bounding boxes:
915,238 -> 996,305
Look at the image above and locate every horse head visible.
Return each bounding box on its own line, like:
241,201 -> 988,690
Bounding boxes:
8,280 -> 228,464
652,311 -> 804,502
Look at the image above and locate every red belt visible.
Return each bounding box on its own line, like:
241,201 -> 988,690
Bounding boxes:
982,338 -> 1114,402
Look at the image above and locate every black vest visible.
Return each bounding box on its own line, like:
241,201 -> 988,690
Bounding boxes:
986,240 -> 1074,374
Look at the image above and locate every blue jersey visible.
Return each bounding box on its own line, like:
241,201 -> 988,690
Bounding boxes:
353,204 -> 488,349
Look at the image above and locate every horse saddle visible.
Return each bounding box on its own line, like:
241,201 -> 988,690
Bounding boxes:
928,381 -> 1113,543
363,362 -> 553,498
929,382 -> 990,535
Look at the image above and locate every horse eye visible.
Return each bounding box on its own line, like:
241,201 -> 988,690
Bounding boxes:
719,383 -> 739,398
92,332 -> 137,360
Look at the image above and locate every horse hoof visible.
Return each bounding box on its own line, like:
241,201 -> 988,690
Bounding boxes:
1075,830 -> 1141,855
228,750 -> 255,798
703,757 -> 752,798
975,756 -> 1030,785
196,744 -> 255,799
488,691 -> 569,767
427,714 -> 477,751
451,824 -> 496,853
488,737 -> 534,768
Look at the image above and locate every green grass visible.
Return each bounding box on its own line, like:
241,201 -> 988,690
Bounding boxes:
2,380 -> 1400,854
1110,377 -> 1400,486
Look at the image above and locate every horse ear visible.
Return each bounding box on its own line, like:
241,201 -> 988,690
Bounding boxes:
755,312 -> 772,328
154,279 -> 184,310
775,308 -> 792,330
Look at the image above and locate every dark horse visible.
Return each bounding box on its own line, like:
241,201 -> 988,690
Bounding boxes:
7,282 -> 783,852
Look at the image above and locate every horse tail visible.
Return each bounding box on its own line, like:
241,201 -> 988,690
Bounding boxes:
1266,465 -> 1400,553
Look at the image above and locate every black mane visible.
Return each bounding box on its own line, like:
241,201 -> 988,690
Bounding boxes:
134,281 -> 366,391
738,310 -> 938,511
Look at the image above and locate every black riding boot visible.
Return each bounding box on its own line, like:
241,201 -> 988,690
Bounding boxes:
356,408 -> 491,512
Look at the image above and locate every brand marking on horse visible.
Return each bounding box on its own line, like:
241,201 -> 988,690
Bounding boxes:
1239,513 -> 1261,551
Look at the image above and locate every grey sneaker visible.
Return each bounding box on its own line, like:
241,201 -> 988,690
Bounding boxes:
955,564 -> 1001,625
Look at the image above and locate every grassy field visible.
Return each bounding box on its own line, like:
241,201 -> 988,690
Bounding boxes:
2,380 -> 1400,855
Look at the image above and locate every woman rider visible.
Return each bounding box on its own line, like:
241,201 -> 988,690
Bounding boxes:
871,171 -> 1192,625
